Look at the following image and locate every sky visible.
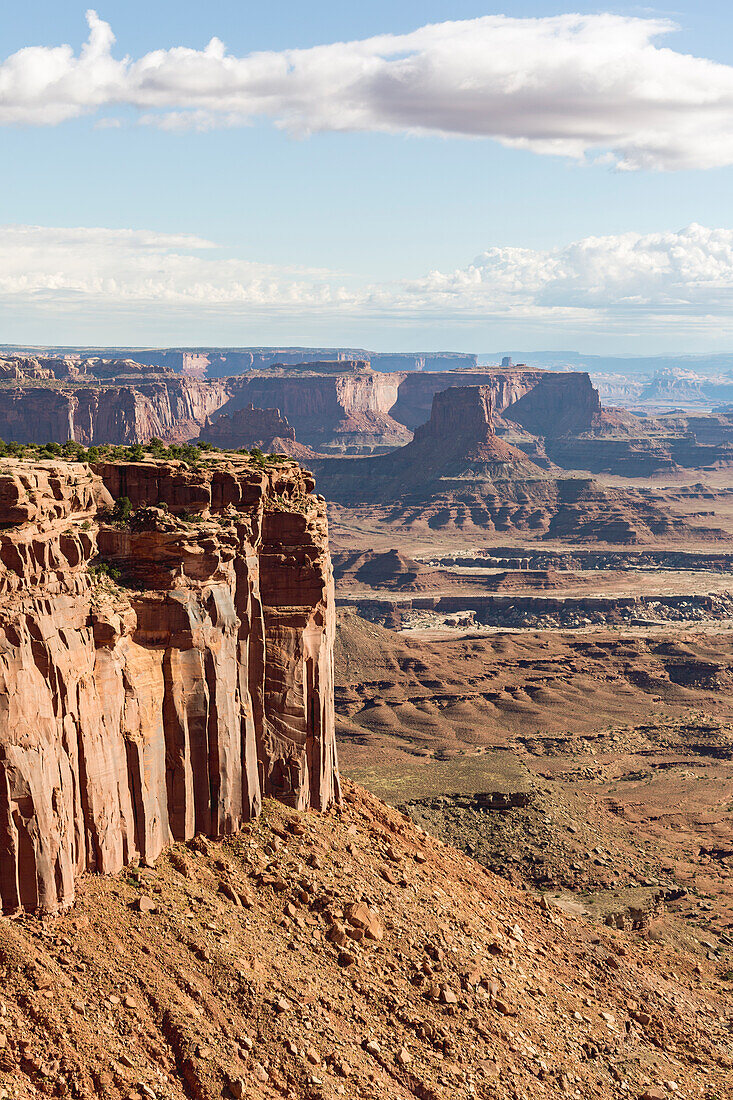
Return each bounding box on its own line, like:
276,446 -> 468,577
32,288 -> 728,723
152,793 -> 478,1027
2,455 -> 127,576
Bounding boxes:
3,2 -> 733,353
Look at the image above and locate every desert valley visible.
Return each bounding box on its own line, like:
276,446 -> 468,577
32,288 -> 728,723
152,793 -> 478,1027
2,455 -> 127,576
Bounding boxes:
7,3 -> 733,1097
0,350 -> 732,1100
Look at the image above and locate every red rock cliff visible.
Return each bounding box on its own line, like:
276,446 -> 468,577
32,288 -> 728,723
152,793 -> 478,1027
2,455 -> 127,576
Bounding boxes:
389,370 -> 600,434
0,379 -> 229,446
227,370 -> 411,453
0,457 -> 339,914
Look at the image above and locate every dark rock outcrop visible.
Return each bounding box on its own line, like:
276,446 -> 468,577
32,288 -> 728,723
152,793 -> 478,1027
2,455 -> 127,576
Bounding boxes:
0,457 -> 339,914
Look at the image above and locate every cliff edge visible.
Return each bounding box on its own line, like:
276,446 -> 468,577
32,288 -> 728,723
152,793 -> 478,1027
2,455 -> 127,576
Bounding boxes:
0,456 -> 339,915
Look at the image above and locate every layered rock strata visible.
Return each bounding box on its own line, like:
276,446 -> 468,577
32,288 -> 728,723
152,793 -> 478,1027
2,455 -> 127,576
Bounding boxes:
0,355 -> 603,455
0,457 -> 339,914
0,377 -> 229,446
313,386 -> 721,543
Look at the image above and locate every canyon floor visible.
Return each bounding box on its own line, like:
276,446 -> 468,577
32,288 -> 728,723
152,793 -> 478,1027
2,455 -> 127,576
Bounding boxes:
329,492 -> 733,1083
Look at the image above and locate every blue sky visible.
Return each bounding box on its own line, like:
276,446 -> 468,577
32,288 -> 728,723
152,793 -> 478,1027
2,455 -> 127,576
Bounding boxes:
3,2 -> 733,352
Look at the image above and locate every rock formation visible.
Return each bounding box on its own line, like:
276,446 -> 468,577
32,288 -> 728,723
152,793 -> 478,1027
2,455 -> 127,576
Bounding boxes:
0,456 -> 339,914
0,376 -> 228,446
4,346 -> 480,376
0,354 -> 605,456
199,403 -> 315,459
221,363 -> 601,454
543,408 -> 733,476
225,362 -> 412,454
501,372 -> 602,436
312,386 -> 721,542
388,369 -> 599,434
8,353 -> 733,476
0,356 -> 175,383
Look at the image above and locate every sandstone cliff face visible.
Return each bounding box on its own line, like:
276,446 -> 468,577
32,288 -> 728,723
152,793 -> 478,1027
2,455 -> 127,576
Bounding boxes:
0,457 -> 339,914
227,370 -> 411,453
0,380 -> 228,446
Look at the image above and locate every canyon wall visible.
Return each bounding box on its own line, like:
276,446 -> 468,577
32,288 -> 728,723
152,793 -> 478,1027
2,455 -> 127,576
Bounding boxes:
0,379 -> 229,446
0,356 -> 609,458
225,366 -> 600,452
312,386 -> 717,543
0,457 -> 339,914
389,370 -> 599,433
226,368 -> 411,452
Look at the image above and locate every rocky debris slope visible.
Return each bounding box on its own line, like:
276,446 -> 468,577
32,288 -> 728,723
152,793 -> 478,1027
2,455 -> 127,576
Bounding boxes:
334,612 -> 733,961
0,780 -> 729,1100
199,404 -> 314,459
0,457 -> 339,915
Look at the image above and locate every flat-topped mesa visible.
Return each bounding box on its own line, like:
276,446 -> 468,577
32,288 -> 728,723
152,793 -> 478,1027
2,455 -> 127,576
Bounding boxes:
0,457 -> 339,915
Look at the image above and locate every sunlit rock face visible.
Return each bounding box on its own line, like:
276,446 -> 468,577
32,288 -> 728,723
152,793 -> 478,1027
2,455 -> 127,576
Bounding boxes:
0,457 -> 339,914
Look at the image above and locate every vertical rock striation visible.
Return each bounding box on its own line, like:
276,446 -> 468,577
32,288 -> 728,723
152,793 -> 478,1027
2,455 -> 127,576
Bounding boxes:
0,457 -> 339,914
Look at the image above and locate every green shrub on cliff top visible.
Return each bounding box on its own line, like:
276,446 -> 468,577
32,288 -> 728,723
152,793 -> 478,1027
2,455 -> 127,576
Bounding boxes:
0,437 -> 291,466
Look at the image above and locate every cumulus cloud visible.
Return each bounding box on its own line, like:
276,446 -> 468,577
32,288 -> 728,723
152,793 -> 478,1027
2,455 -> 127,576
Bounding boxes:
3,10 -> 733,169
393,224 -> 733,322
4,222 -> 733,339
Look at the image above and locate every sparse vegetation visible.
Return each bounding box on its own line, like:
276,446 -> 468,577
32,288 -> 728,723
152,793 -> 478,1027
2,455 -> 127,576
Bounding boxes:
112,496 -> 133,523
0,436 -> 290,467
87,559 -> 122,583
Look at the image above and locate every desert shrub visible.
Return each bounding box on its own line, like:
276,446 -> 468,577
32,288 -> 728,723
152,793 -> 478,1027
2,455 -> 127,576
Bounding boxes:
88,559 -> 122,582
112,496 -> 133,523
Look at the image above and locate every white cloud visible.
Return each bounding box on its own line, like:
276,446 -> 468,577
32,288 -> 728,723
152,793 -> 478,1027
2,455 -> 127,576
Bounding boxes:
3,10 -> 733,169
5,222 -> 733,341
392,224 -> 733,325
0,224 -> 352,309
